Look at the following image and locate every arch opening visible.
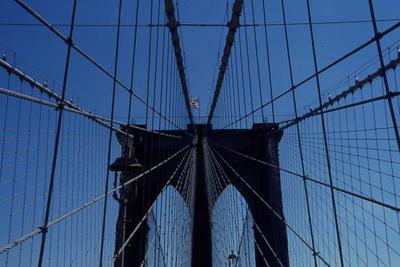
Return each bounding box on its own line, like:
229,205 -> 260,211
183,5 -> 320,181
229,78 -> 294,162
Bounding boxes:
211,185 -> 256,266
146,185 -> 192,267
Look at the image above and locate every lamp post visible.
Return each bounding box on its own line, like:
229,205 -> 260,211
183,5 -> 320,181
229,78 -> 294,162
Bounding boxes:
227,250 -> 239,267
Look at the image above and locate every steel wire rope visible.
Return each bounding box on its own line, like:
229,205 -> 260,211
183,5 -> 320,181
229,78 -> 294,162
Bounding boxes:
17,84 -> 33,267
0,69 -> 11,186
0,144 -> 189,255
4,18 -> 400,28
212,55 -> 400,139
111,147 -> 193,265
13,0 -> 191,134
206,141 -> 283,267
249,0 -> 265,122
220,20 -> 400,129
118,0 -> 141,264
261,0 -> 275,123
205,138 -> 247,264
98,0 -> 123,264
5,72 -> 24,267
279,0 -> 319,264
210,140 -> 400,212
242,6 -> 256,125
367,0 -> 400,152
207,140 -> 337,266
0,61 -> 182,138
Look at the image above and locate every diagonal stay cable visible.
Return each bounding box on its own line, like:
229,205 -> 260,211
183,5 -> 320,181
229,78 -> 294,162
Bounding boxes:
278,91 -> 400,129
111,147 -> 194,264
138,227 -> 157,267
253,221 -> 286,267
205,144 -> 287,267
211,156 -> 284,267
0,144 -> 190,255
203,140 -> 220,207
279,0 -> 318,264
207,144 -> 267,262
0,59 -> 183,138
253,238 -> 271,267
164,0 -> 194,124
207,141 -> 330,265
112,148 -> 192,266
36,1 -> 78,264
367,0 -> 400,152
207,145 -> 272,266
206,140 -> 337,267
0,87 -> 180,140
236,208 -> 251,263
13,0 -> 190,134
99,0 -> 124,263
207,0 -> 244,124
210,140 -> 400,213
213,54 -> 400,138
147,213 -> 168,267
221,20 -> 400,129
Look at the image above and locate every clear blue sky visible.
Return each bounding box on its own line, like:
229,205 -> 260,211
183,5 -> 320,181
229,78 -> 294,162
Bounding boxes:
1,0 -> 400,123
1,0 -> 400,266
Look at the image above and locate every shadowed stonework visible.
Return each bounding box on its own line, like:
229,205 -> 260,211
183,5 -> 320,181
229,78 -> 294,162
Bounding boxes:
111,123 -> 288,267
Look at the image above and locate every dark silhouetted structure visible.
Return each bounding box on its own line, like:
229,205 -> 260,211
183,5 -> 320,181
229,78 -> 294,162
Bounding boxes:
111,123 -> 289,267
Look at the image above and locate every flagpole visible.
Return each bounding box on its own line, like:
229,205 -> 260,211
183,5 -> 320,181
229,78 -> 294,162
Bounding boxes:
190,96 -> 200,123
198,104 -> 200,123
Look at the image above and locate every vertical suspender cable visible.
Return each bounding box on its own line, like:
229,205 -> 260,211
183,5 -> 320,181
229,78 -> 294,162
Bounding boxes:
127,0 -> 141,127
165,0 -> 194,125
207,0 -> 244,125
19,85 -> 34,266
0,70 -> 11,186
233,44 -> 242,128
304,0 -> 345,265
242,5 -> 256,125
261,0 -> 275,123
99,0 -> 123,265
238,29 -> 249,128
37,1 -> 78,266
250,0 -> 265,122
120,0 -> 140,263
145,0 -> 154,129
6,73 -> 23,267
367,0 -> 400,152
279,0 -> 318,264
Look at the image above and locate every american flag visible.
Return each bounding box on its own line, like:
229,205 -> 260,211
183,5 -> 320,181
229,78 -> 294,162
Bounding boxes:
190,97 -> 200,109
